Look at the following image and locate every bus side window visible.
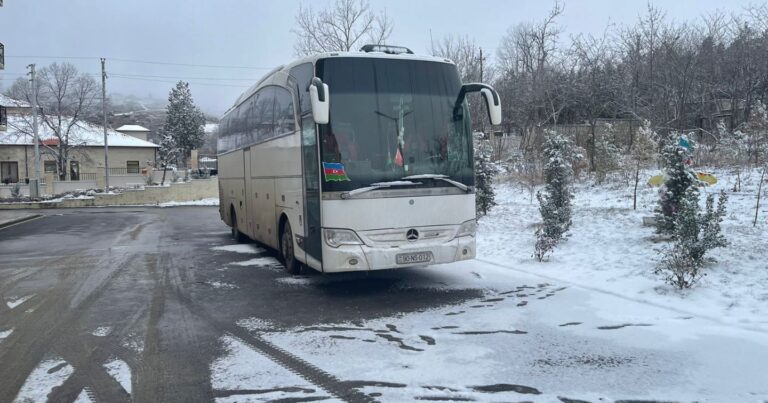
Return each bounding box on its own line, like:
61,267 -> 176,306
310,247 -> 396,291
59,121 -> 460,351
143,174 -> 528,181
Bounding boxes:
255,87 -> 276,142
274,87 -> 295,135
289,63 -> 313,115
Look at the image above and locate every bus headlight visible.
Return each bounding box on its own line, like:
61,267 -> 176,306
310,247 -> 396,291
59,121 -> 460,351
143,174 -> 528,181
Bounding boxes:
323,228 -> 364,248
456,219 -> 477,238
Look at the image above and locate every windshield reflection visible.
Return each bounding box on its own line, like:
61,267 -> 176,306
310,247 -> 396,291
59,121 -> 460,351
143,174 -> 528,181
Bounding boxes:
317,57 -> 474,192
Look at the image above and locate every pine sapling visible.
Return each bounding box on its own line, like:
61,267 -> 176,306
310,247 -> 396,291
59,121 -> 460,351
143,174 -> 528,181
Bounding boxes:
655,133 -> 698,234
655,188 -> 729,289
474,134 -> 498,218
534,131 -> 574,261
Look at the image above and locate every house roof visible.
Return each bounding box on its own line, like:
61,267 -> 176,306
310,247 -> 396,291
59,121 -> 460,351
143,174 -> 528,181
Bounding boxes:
116,124 -> 150,132
204,123 -> 218,134
0,116 -> 159,148
0,94 -> 31,108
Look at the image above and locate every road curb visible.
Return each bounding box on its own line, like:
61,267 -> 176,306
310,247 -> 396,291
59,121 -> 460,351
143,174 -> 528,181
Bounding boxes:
0,214 -> 43,230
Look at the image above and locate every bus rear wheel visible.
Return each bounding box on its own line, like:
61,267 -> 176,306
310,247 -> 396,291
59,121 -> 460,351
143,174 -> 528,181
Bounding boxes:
281,221 -> 301,275
231,207 -> 246,243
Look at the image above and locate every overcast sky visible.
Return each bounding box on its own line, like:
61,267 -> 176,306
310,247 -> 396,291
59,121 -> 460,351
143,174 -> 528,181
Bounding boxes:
0,0 -> 757,116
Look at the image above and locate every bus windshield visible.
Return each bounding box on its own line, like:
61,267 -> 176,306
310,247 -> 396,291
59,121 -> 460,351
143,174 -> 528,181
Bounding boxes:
316,57 -> 473,193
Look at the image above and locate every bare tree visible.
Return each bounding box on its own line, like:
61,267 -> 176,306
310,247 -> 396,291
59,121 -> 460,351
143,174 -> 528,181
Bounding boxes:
292,0 -> 393,56
494,0 -> 565,145
430,34 -> 494,133
6,62 -> 100,180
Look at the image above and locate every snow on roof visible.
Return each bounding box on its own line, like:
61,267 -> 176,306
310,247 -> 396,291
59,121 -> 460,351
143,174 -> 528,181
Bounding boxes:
116,124 -> 150,132
0,115 -> 159,148
0,94 -> 31,108
204,123 -> 219,134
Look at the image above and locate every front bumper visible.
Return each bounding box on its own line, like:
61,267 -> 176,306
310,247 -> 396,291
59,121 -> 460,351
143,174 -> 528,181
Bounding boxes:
321,236 -> 475,273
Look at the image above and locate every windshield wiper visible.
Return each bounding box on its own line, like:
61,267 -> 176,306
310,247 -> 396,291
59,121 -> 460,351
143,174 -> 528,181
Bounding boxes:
341,180 -> 422,199
401,174 -> 472,193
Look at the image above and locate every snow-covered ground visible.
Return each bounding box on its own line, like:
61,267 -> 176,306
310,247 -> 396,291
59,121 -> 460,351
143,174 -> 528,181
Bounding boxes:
480,167 -> 768,332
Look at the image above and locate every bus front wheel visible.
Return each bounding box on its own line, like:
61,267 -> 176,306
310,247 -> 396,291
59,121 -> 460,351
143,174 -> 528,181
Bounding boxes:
280,221 -> 301,275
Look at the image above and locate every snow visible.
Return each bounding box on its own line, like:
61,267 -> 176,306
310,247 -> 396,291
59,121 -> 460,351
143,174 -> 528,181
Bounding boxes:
0,328 -> 13,342
6,294 -> 34,309
236,318 -> 274,332
121,335 -> 145,354
214,167 -> 768,402
207,281 -> 238,289
231,257 -> 282,267
115,125 -> 150,132
103,358 -> 132,394
260,259 -> 768,401
159,197 -> 219,207
0,94 -> 31,108
73,390 -> 93,403
1,116 -> 159,148
479,168 -> 768,332
210,335 -> 333,402
92,326 -> 112,337
14,358 -> 74,403
212,244 -> 265,254
204,123 -> 219,134
275,276 -> 314,286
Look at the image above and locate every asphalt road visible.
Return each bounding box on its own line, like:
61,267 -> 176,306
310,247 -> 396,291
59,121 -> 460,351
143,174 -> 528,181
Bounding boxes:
0,207 -> 485,403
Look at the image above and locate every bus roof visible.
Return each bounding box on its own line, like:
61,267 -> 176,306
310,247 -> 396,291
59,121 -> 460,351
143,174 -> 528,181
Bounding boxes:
227,50 -> 456,114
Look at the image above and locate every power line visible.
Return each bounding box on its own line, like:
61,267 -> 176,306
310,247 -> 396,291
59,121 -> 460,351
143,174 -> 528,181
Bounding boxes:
6,55 -> 273,70
2,72 -> 252,88
109,75 -> 251,88
3,71 -> 258,82
110,72 -> 260,81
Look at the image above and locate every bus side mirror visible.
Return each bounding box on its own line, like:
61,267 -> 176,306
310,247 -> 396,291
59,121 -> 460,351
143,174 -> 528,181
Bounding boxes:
481,88 -> 502,126
309,77 -> 330,124
454,83 -> 502,126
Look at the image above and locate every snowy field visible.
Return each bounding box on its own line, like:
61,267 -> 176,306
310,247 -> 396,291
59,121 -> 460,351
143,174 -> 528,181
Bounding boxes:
481,168 -> 768,332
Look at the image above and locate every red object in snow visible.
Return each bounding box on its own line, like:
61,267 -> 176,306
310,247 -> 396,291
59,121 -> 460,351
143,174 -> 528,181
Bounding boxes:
41,138 -> 60,146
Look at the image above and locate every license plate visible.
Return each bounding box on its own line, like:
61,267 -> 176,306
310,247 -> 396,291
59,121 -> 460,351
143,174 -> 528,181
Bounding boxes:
396,251 -> 433,265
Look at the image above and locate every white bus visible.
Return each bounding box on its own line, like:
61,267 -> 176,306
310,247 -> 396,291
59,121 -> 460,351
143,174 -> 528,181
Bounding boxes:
218,45 -> 501,274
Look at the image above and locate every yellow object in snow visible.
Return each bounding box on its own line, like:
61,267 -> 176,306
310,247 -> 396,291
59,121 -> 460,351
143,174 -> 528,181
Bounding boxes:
647,172 -> 718,187
647,174 -> 665,187
696,172 -> 717,185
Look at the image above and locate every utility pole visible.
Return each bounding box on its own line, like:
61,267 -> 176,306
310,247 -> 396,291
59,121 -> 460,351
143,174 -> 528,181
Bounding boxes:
479,47 -> 484,83
101,58 -> 109,191
27,64 -> 40,198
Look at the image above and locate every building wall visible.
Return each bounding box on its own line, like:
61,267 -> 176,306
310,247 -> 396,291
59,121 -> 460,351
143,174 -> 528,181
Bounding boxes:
117,131 -> 149,141
0,178 -> 218,205
0,144 -> 156,182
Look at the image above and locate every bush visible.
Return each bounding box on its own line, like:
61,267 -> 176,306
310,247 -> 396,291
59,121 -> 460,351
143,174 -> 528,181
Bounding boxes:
655,189 -> 728,289
534,131 -> 574,261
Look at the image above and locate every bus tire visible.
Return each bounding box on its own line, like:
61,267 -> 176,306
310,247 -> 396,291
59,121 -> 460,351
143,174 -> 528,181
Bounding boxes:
280,220 -> 301,275
231,207 -> 246,243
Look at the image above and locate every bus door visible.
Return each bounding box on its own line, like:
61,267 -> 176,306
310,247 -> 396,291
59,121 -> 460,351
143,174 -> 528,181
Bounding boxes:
301,115 -> 322,268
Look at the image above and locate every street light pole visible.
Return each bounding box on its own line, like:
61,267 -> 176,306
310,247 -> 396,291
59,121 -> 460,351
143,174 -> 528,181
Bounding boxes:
101,58 -> 109,191
27,64 -> 40,198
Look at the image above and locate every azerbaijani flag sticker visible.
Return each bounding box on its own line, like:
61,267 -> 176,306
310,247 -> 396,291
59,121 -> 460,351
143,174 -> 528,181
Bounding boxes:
322,162 -> 351,182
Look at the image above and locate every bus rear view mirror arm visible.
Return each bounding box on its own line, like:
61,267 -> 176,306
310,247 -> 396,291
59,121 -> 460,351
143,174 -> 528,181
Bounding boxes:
310,77 -> 330,124
453,83 -> 502,126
